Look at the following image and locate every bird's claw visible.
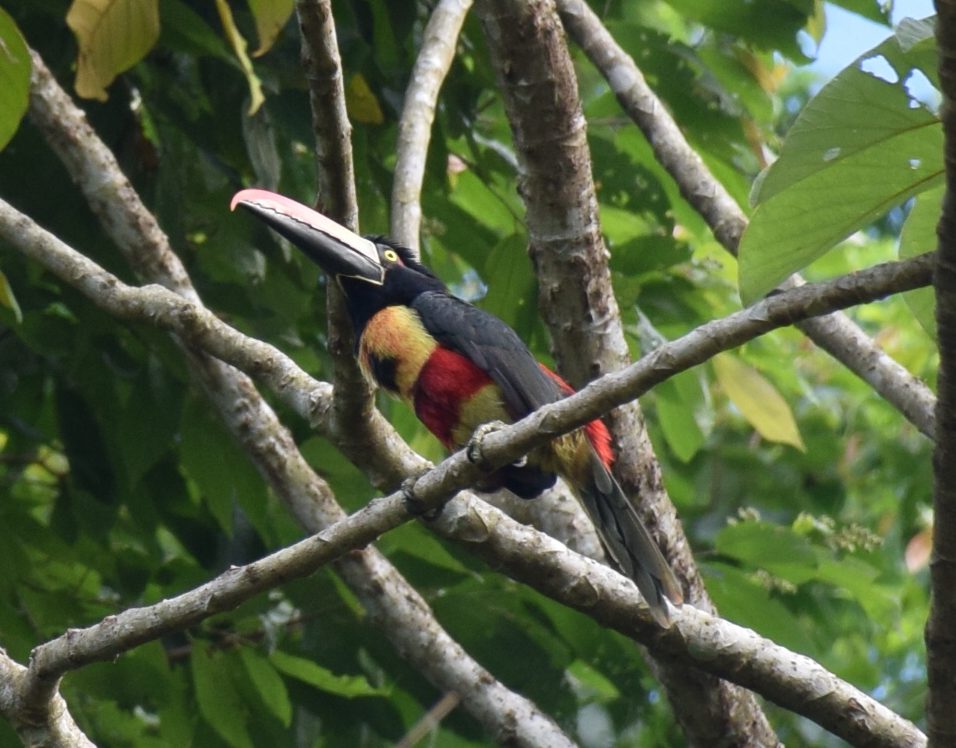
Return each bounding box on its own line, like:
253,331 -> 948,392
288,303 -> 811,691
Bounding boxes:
466,420 -> 509,471
402,476 -> 443,521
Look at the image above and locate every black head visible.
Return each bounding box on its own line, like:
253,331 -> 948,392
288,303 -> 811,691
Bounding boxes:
231,189 -> 446,331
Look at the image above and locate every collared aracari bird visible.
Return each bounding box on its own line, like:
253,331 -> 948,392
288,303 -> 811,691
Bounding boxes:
231,188 -> 683,625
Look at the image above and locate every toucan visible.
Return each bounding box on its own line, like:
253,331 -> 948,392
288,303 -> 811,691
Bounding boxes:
231,188 -> 683,625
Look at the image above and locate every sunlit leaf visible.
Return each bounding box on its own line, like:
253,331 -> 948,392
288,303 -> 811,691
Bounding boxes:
247,0 -> 294,57
346,73 -> 385,125
713,353 -> 805,451
66,0 -> 160,101
215,0 -> 265,114
0,8 -> 30,151
740,22 -> 941,302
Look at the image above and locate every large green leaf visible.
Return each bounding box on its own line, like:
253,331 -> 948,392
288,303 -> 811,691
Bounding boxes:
0,8 -> 30,151
739,19 -> 941,303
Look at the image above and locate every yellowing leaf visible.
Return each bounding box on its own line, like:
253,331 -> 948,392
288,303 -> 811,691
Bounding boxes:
0,269 -> 22,323
66,0 -> 159,101
215,0 -> 265,115
713,353 -> 805,451
346,74 -> 384,125
247,0 -> 294,57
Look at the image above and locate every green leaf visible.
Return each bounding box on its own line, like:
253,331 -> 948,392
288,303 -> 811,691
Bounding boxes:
66,0 -> 160,101
661,0 -> 811,60
899,185 -> 940,340
239,648 -> 292,727
179,400 -> 269,537
704,562 -> 816,654
192,646 -> 254,748
715,521 -> 817,574
739,24 -> 942,302
713,353 -> 805,451
0,8 -> 30,152
478,233 -> 536,336
247,0 -> 294,57
565,659 -> 620,702
270,650 -> 387,698
655,371 -> 705,463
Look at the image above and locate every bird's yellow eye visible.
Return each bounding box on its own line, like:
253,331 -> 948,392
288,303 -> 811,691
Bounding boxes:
382,248 -> 399,263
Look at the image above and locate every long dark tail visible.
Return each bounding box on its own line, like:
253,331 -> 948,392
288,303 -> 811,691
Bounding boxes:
574,452 -> 683,627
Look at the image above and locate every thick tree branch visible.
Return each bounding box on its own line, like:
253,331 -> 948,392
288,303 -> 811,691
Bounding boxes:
556,0 -> 937,440
23,50 -> 572,747
0,649 -> 93,748
2,199 -> 932,514
391,0 -> 473,251
928,2 -> 956,745
12,443 -> 926,748
1,191 -> 932,743
433,498 -> 927,748
473,1 -> 775,743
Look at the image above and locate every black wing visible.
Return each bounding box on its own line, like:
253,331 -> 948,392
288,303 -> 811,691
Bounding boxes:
411,291 -> 562,419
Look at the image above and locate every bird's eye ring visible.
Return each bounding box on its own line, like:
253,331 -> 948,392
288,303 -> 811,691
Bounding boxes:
382,248 -> 399,263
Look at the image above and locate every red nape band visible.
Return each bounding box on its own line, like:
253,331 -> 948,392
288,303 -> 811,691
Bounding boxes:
414,347 -> 494,448
540,364 -> 614,469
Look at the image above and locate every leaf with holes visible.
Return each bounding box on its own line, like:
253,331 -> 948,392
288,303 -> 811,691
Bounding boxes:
739,20 -> 941,303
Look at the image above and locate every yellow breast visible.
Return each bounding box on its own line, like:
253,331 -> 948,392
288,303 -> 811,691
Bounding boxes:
359,306 -> 437,400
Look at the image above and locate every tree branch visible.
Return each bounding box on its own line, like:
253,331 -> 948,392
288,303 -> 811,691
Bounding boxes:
10,440 -> 925,748
473,0 -> 776,742
294,0 -> 390,479
1,192 -> 932,744
391,0 -> 473,251
3,199 -> 931,516
0,649 -> 93,748
556,0 -> 937,440
927,1 -> 956,744
23,49 -> 572,747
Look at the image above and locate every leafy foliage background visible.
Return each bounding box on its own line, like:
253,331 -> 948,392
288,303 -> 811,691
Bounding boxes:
0,0 -> 938,745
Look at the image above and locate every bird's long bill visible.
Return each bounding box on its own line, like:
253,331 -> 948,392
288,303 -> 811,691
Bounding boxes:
230,189 -> 384,285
